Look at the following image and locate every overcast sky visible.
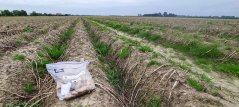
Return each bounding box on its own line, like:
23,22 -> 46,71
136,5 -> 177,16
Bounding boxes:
0,0 -> 238,16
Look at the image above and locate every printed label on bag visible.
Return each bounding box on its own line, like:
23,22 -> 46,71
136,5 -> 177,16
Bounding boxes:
54,68 -> 64,73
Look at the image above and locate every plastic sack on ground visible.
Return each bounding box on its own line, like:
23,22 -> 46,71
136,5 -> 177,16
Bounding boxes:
46,61 -> 95,100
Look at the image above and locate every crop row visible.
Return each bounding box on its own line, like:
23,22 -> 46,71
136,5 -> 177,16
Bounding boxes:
1,18 -> 78,107
96,16 -> 239,61
0,17 -> 68,39
87,17 -> 239,77
0,19 -> 72,58
47,19 -> 120,107
98,16 -> 239,41
82,18 -> 228,107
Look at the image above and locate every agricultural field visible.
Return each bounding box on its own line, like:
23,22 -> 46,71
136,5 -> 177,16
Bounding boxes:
0,16 -> 239,107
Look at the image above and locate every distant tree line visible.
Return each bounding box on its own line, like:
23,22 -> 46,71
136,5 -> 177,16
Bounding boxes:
0,10 -> 27,16
139,12 -> 177,17
29,11 -> 71,16
177,15 -> 238,19
0,10 -> 72,16
138,11 -> 238,19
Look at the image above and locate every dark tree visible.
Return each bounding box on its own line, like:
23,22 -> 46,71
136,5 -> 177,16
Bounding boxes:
12,10 -> 21,16
0,9 -> 73,16
168,13 -> 176,17
30,11 -> 38,16
142,11 -> 177,17
158,12 -> 162,17
0,10 -> 27,16
1,10 -> 13,16
20,10 -> 28,16
163,12 -> 168,17
47,13 -> 53,16
30,11 -> 43,16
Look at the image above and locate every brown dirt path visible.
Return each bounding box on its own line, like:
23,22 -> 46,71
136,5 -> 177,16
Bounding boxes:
46,20 -> 120,107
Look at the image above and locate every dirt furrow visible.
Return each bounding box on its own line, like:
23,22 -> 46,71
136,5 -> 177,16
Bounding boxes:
0,21 -> 71,105
0,19 -> 71,57
0,17 -> 68,40
45,19 -> 120,107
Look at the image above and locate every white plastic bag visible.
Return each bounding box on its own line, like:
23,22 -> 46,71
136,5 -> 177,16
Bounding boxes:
46,61 -> 95,100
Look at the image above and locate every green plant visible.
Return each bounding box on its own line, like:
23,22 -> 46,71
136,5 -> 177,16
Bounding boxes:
24,82 -> 34,94
37,51 -> 46,58
148,34 -> 161,41
14,54 -> 25,61
216,63 -> 239,77
119,25 -> 130,32
163,40 -> 223,59
188,42 -> 223,58
145,97 -> 161,107
94,42 -> 110,56
91,34 -> 101,42
98,55 -> 105,62
179,63 -> 192,71
170,60 -> 192,72
150,53 -> 160,59
4,102 -> 30,107
139,46 -> 153,52
23,26 -> 33,32
60,28 -> 75,42
96,24 -> 109,32
148,60 -> 161,67
129,28 -> 140,34
124,39 -> 141,47
187,77 -> 204,91
32,58 -> 52,76
195,59 -> 209,65
4,103 -> 16,107
111,23 -> 122,29
199,74 -> 211,82
225,47 -> 232,51
195,59 -> 211,72
38,29 -> 47,34
106,69 -> 123,88
15,40 -> 24,46
138,31 -> 151,38
44,43 -> 67,60
118,46 -> 130,59
4,103 -> 19,107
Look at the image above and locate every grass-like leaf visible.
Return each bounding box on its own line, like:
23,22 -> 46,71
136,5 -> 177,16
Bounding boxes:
14,54 -> 25,61
118,46 -> 130,59
187,77 -> 204,91
44,43 -> 67,60
139,45 -> 153,52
